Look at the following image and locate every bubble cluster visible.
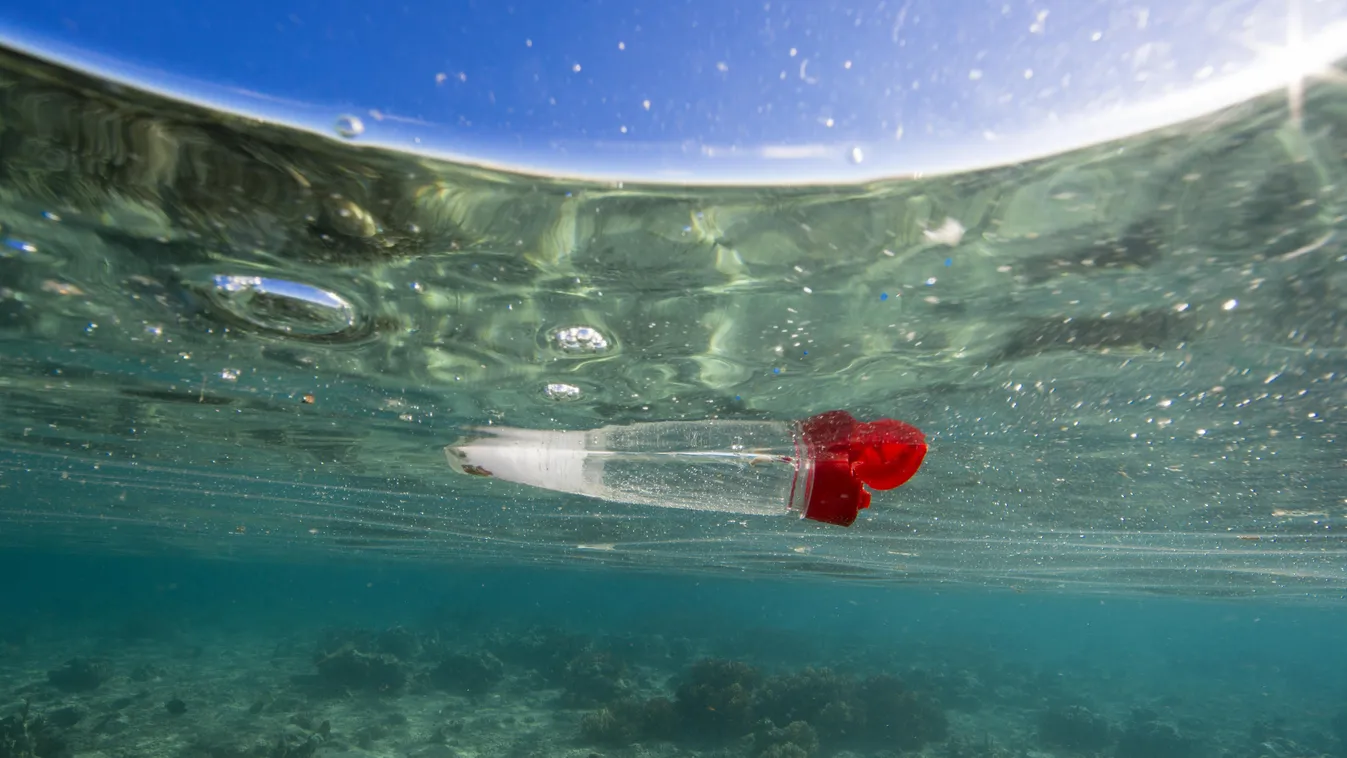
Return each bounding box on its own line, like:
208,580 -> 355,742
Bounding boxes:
548,325 -> 612,354
543,383 -> 583,401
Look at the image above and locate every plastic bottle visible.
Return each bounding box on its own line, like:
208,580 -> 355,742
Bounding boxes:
444,410 -> 926,526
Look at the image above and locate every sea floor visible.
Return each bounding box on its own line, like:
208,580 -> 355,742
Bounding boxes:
1,608 -> 1343,758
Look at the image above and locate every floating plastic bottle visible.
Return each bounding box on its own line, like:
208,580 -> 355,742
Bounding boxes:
444,410 -> 926,526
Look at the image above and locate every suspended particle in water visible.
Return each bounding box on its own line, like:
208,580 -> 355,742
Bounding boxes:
544,383 -> 583,401
41,280 -> 83,296
334,115 -> 365,139
923,218 -> 965,246
3,238 -> 37,254
849,146 -> 864,164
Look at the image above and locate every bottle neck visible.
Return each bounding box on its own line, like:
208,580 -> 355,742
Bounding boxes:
786,421 -> 813,519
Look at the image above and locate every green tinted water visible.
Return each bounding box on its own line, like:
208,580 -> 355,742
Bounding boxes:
0,47 -> 1343,597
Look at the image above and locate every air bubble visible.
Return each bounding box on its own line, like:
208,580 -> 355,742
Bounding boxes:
548,325 -> 612,354
544,383 -> 583,401
191,274 -> 370,342
334,115 -> 365,139
849,146 -> 864,164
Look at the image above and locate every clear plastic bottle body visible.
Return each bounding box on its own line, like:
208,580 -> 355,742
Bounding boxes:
447,411 -> 927,526
447,420 -> 809,517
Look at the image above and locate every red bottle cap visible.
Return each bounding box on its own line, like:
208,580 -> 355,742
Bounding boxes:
796,410 -> 927,526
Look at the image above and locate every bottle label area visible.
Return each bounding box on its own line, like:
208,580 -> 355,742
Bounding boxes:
446,422 -> 804,518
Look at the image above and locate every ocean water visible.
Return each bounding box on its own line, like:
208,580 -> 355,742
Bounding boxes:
0,42 -> 1345,758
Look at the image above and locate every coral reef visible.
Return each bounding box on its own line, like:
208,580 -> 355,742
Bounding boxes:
855,673 -> 950,750
752,719 -> 820,758
268,724 -> 323,758
559,649 -> 632,707
939,734 -> 1017,758
189,718 -> 331,758
313,646 -> 407,694
0,702 -> 68,758
1242,716 -> 1337,757
129,662 -> 163,682
1,615 -> 1322,758
428,651 -> 504,695
578,702 -> 639,747
1333,710 -> 1347,754
45,658 -> 111,692
316,628 -> 423,662
1116,710 -> 1198,758
1037,704 -> 1115,751
903,666 -> 987,712
486,626 -> 588,676
575,657 -> 948,755
375,626 -> 423,660
303,625 -> 444,695
579,696 -> 678,746
675,658 -> 762,738
756,667 -> 854,731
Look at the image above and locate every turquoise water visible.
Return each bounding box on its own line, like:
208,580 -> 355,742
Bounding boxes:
0,44 -> 1345,758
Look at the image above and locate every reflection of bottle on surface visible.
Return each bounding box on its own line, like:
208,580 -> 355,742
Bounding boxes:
445,410 -> 926,526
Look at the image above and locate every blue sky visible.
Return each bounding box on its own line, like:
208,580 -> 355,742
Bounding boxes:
2,0 -> 1344,182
